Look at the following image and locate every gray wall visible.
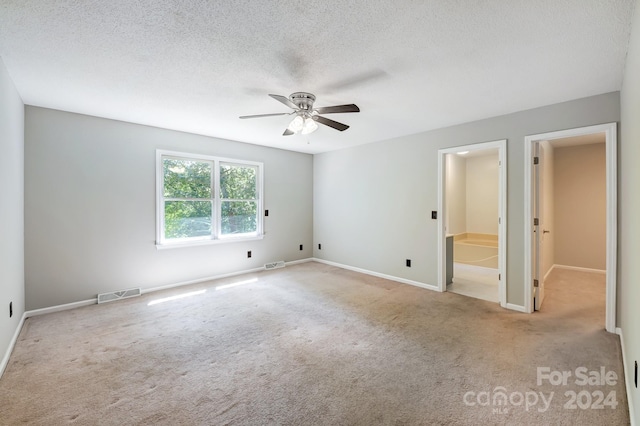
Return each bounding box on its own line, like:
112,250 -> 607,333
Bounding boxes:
620,0 -> 640,422
25,107 -> 313,310
0,58 -> 25,369
313,92 -> 620,307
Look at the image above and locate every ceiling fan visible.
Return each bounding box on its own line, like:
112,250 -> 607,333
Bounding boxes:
239,92 -> 360,136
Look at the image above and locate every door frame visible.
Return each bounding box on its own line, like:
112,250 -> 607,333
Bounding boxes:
437,139 -> 507,308
523,123 -> 617,332
532,141 -> 546,311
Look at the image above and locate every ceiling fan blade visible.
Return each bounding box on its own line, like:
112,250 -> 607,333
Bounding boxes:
269,94 -> 298,110
314,115 -> 349,131
283,128 -> 295,136
239,112 -> 291,119
314,104 -> 360,114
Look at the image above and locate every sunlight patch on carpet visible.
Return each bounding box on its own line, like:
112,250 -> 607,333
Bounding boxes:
215,278 -> 258,291
147,289 -> 207,306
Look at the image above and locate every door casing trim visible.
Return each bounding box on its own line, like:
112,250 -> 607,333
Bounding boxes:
437,139 -> 507,308
523,123 -> 617,332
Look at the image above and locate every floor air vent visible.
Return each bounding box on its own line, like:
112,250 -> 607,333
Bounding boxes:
264,261 -> 285,270
97,288 -> 141,304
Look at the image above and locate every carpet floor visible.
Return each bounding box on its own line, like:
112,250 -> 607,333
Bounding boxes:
0,262 -> 629,425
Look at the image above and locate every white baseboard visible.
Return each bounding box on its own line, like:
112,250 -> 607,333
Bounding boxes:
143,258 -> 313,294
313,258 -> 531,315
505,303 -> 528,313
25,299 -> 97,318
1,312 -> 27,378
617,327 -> 636,426
543,266 -> 555,282
141,266 -> 267,294
23,259 -> 317,318
312,258 -> 439,292
144,258 -> 315,294
285,258 -> 314,266
553,264 -> 606,274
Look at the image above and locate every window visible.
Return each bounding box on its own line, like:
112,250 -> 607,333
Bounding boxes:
156,150 -> 263,247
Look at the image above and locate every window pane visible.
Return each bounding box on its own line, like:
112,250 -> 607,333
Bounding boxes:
221,201 -> 257,235
163,158 -> 212,199
220,164 -> 256,200
164,201 -> 212,239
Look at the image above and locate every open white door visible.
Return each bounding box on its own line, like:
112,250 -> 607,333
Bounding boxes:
533,142 -> 545,310
524,123 -> 616,330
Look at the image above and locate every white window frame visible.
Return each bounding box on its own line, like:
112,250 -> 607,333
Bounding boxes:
156,150 -> 264,248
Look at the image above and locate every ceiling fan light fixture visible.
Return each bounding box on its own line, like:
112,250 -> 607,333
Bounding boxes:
301,117 -> 318,134
288,115 -> 304,133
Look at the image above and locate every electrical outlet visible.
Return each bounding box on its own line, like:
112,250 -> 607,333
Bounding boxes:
318,243 -> 322,250
9,302 -> 12,318
406,259 -> 411,267
247,251 -> 252,258
299,244 -> 303,251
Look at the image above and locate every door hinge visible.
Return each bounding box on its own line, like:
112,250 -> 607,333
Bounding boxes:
499,274 -> 501,280
534,156 -> 539,165
534,218 -> 539,226
533,279 -> 539,288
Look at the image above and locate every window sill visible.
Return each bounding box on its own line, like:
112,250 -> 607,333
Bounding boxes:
156,234 -> 264,250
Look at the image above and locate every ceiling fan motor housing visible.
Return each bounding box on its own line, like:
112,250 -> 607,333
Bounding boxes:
290,92 -> 316,112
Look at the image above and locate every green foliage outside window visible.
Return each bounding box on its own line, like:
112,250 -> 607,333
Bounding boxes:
163,159 -> 212,198
220,164 -> 257,235
161,157 -> 259,241
163,159 -> 213,239
165,201 -> 212,239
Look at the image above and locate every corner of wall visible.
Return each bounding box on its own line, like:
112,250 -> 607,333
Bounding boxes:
619,0 -> 640,423
0,56 -> 26,379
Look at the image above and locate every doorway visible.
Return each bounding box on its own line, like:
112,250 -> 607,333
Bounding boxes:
437,140 -> 507,307
524,123 -> 617,332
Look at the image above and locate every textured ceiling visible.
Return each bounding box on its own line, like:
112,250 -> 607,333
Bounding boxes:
0,1 -> 635,154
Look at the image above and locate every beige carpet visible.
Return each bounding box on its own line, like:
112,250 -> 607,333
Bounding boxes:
0,262 -> 629,425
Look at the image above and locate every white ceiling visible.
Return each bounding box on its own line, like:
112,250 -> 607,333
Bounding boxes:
0,1 -> 635,154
